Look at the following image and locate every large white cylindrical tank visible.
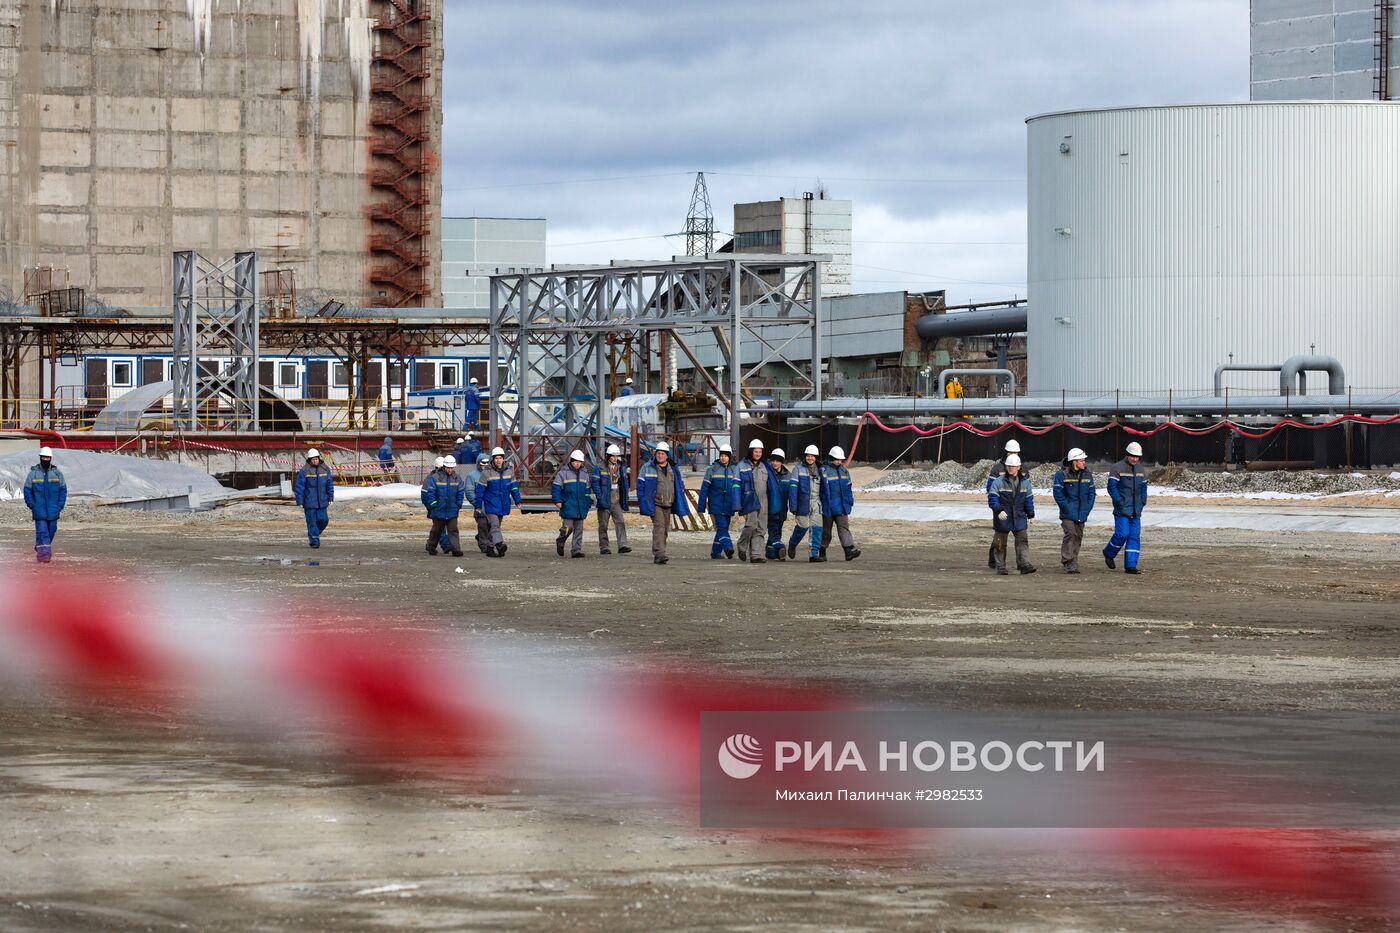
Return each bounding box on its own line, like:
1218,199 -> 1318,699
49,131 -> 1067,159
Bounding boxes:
1027,103 -> 1400,395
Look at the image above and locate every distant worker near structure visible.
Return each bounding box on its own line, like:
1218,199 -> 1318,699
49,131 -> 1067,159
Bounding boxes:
620,377 -> 635,397
986,439 -> 1021,569
820,446 -> 860,562
786,445 -> 825,563
22,447 -> 67,564
454,433 -> 481,467
464,378 -> 482,430
1103,442 -> 1148,575
945,377 -> 965,399
475,447 -> 522,557
1052,447 -> 1096,574
294,448 -> 335,549
592,443 -> 632,555
552,450 -> 594,559
988,453 -> 1036,575
637,440 -> 688,565
377,436 -> 395,477
736,438 -> 769,563
422,455 -> 466,557
764,448 -> 790,561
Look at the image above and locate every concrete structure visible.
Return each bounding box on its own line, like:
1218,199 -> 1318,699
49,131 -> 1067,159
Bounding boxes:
0,0 -> 443,311
731,196 -> 852,296
441,217 -> 546,309
1027,102 -> 1400,395
1251,0 -> 1398,100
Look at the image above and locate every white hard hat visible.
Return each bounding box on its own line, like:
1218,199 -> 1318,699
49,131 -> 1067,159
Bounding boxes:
479,454 -> 491,464
625,377 -> 634,384
804,444 -> 819,456
1066,447 -> 1088,462
469,377 -> 479,385
443,455 -> 457,467
434,456 -> 444,468
307,448 -> 321,459
828,446 -> 845,460
1004,439 -> 1021,453
1005,454 -> 1022,467
718,443 -> 733,454
456,437 -> 465,444
491,446 -> 505,457
770,447 -> 786,460
748,438 -> 764,450
38,446 -> 53,457
655,441 -> 671,453
1125,442 -> 1144,457
606,444 -> 622,456
568,449 -> 585,462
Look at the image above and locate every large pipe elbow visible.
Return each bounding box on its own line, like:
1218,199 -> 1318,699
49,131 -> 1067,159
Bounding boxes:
1279,355 -> 1346,396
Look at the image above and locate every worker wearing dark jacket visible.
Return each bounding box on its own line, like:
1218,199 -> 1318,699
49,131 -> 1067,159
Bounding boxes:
453,434 -> 481,468
1103,442 -> 1149,574
985,438 -> 1021,568
475,447 -> 522,557
591,444 -> 631,555
697,444 -> 741,559
819,446 -> 860,562
377,436 -> 395,476
552,451 -> 594,558
764,449 -> 790,560
786,445 -> 825,562
637,441 -> 688,564
22,447 -> 67,563
294,448 -> 335,548
422,455 -> 467,556
736,439 -> 769,563
465,453 -> 492,553
1052,447 -> 1096,573
988,454 -> 1036,575
464,379 -> 482,429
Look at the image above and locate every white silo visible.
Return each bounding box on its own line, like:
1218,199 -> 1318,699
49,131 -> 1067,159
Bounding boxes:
1027,102 -> 1400,395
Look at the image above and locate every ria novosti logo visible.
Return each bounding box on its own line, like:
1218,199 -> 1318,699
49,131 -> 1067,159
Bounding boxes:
717,733 -> 763,779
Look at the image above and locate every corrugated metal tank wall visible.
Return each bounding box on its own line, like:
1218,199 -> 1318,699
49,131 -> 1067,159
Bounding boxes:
1027,103 -> 1400,395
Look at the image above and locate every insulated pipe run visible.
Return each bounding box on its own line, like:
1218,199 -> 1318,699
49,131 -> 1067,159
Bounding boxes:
937,369 -> 1017,397
784,393 -> 1398,418
915,307 -> 1028,340
1280,355 -> 1346,397
1213,364 -> 1282,396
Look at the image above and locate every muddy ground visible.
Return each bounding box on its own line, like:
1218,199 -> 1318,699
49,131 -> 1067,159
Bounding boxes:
2,501 -> 1399,931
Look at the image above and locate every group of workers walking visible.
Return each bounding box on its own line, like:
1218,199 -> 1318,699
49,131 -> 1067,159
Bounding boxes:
985,438 -> 1149,575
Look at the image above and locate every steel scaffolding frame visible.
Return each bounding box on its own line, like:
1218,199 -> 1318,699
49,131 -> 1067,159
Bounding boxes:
172,250 -> 260,430
489,254 -> 825,486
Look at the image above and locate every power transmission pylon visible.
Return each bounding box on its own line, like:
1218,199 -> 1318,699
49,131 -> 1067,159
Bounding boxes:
684,172 -> 715,256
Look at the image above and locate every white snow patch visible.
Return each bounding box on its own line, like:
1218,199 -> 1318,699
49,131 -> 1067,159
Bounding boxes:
334,483 -> 422,501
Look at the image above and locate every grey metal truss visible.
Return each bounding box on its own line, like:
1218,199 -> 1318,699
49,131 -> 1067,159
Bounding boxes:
172,250 -> 260,430
489,254 -> 825,485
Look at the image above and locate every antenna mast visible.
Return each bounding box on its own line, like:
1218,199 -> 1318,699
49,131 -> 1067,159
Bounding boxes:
684,172 -> 715,256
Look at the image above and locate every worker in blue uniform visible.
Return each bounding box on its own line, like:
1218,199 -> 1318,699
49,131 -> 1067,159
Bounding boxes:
819,445 -> 860,561
552,450 -> 594,558
475,446 -> 522,557
764,448 -> 790,560
1103,441 -> 1148,575
464,378 -> 482,430
294,447 -> 335,548
697,443 -> 741,559
1052,447 -> 1096,573
22,446 -> 67,563
422,455 -> 466,557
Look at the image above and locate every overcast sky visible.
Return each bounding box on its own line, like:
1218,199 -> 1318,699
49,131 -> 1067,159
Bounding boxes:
440,1 -> 1248,304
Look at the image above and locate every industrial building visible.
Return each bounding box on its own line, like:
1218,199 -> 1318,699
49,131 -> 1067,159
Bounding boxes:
1251,0 -> 1397,100
0,0 -> 444,311
1026,101 -> 1400,395
440,217 -> 546,309
730,195 -> 853,296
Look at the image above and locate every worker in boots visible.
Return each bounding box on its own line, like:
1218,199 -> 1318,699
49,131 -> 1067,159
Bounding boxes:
464,377 -> 482,430
1052,447 -> 1096,573
1104,441 -> 1148,575
786,445 -> 825,562
988,453 -> 1036,575
463,453 -> 491,553
986,438 -> 1021,568
637,440 -> 689,565
377,435 -> 396,477
426,456 -> 452,553
764,448 -> 790,560
422,455 -> 466,557
475,446 -> 521,557
552,449 -> 594,559
592,443 -> 631,555
294,448 -> 335,549
820,445 -> 860,561
697,443 -> 741,559
736,439 -> 769,563
22,446 -> 67,564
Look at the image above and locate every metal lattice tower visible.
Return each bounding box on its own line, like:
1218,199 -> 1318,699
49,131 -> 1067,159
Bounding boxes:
172,250 -> 260,430
684,172 -> 715,257
489,254 -> 826,489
